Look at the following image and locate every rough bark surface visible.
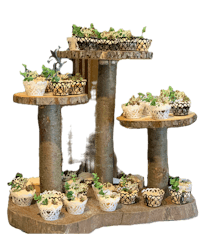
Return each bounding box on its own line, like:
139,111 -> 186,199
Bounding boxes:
57,50 -> 153,60
38,105 -> 62,192
95,60 -> 117,183
148,128 -> 169,196
7,192 -> 198,233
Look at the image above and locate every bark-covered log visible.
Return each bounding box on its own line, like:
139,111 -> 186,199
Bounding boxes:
38,105 -> 62,192
95,60 -> 118,183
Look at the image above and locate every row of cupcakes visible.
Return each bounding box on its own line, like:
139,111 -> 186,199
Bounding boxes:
69,24 -> 151,52
20,64 -> 87,96
8,172 -> 192,220
122,86 -> 191,120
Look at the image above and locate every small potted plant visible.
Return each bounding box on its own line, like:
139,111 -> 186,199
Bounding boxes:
69,73 -> 87,95
8,173 -> 36,207
150,97 -> 171,119
97,189 -> 120,212
141,92 -> 155,116
120,187 -> 138,205
171,91 -> 191,116
102,182 -> 116,192
126,174 -> 144,190
64,175 -> 89,196
169,177 -> 191,205
53,73 -> 74,96
179,178 -> 192,192
141,188 -> 165,208
34,190 -> 64,221
136,26 -> 153,51
63,191 -> 88,215
116,174 -> 138,193
20,64 -> 47,96
122,95 -> 144,119
160,86 -> 177,113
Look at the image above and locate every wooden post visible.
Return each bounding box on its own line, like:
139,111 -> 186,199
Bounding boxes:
60,111 -> 64,171
72,60 -> 75,75
82,59 -> 85,78
75,59 -> 79,74
87,59 -> 92,99
148,128 -> 169,196
95,60 -> 118,183
38,105 -> 62,192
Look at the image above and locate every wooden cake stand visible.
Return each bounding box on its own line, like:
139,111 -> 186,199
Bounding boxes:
117,112 -> 197,196
8,50 -> 198,233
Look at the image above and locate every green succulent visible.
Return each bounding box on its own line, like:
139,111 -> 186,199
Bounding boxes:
20,64 -> 38,82
64,182 -> 70,191
72,24 -> 84,37
169,177 -> 179,192
66,191 -> 74,201
41,65 -> 56,78
92,173 -> 103,190
140,26 -> 146,38
71,73 -> 83,81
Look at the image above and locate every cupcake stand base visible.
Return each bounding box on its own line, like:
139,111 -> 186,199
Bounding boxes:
8,189 -> 198,234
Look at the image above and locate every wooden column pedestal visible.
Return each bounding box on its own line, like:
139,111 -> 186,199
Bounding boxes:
148,128 -> 169,196
117,112 -> 197,197
95,60 -> 118,183
38,105 -> 62,193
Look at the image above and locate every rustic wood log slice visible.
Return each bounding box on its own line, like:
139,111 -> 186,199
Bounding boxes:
13,92 -> 89,106
8,192 -> 198,233
117,112 -> 197,129
57,50 -> 153,60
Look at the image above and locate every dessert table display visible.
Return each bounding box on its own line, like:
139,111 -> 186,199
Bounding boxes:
8,24 -> 198,233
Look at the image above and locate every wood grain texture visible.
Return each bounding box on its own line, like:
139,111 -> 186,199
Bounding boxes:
8,191 -> 198,233
13,92 -> 89,106
57,50 -> 153,60
117,112 -> 197,129
38,105 -> 62,192
148,128 -> 169,197
95,60 -> 117,183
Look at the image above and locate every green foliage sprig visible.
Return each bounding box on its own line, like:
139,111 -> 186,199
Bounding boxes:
150,98 -> 158,106
71,73 -> 83,81
19,63 -> 39,81
92,173 -> 103,190
34,194 -> 56,205
72,24 -> 150,40
72,24 -> 84,37
169,176 -> 179,192
120,174 -> 127,187
71,174 -> 77,183
41,64 -> 56,79
140,26 -> 146,38
66,191 -> 74,201
64,182 -> 70,191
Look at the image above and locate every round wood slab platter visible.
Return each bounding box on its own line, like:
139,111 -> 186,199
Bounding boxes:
13,92 -> 89,106
117,112 -> 197,129
57,50 -> 153,60
8,190 -> 198,234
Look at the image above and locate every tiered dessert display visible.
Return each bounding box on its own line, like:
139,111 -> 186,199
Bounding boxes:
8,24 -> 198,234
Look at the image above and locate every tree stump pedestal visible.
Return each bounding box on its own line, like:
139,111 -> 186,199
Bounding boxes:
117,112 -> 197,197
